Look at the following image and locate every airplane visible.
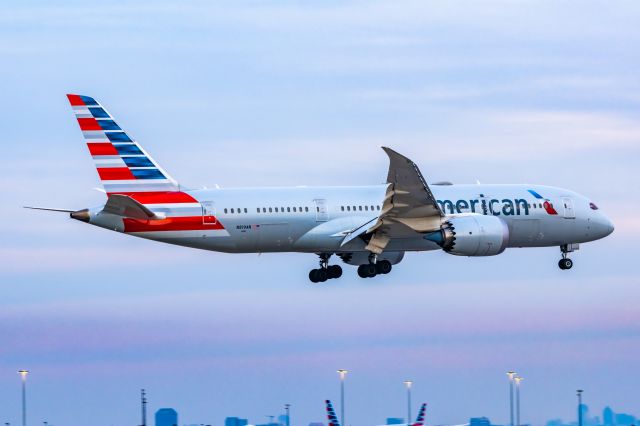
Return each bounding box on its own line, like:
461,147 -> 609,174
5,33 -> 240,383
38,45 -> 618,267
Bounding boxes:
28,94 -> 615,282
374,403 -> 428,426
324,400 -> 427,426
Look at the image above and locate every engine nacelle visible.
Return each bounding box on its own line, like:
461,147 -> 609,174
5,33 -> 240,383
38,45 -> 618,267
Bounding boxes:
425,215 -> 509,256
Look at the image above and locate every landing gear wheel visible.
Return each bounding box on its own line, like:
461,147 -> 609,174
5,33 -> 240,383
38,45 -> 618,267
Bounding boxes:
358,264 -> 377,278
309,269 -> 320,283
328,265 -> 343,279
376,260 -> 392,274
558,258 -> 573,270
316,268 -> 328,282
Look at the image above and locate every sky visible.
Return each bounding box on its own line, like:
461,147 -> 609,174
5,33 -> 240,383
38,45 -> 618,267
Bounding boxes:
1,1 -> 639,425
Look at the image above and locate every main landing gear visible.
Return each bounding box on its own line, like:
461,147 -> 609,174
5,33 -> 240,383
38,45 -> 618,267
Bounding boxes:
357,253 -> 392,278
309,253 -> 343,283
558,244 -> 578,270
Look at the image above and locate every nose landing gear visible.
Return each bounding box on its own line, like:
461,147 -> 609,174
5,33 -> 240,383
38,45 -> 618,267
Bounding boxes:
309,253 -> 343,283
558,244 -> 578,270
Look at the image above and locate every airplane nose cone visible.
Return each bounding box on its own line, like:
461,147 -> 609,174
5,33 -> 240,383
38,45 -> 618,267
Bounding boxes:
594,215 -> 614,239
605,217 -> 615,236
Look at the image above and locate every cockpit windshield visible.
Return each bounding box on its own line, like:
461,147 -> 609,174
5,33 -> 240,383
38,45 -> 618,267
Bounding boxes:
590,202 -> 599,210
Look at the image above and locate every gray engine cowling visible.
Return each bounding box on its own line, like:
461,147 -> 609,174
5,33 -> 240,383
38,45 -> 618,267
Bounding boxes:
425,215 -> 509,256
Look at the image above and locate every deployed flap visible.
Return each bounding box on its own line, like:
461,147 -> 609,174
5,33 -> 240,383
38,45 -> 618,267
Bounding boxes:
102,194 -> 158,219
365,147 -> 444,254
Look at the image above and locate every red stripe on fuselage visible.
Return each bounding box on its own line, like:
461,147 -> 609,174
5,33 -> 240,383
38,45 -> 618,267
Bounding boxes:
87,142 -> 118,156
67,94 -> 84,106
107,191 -> 198,204
77,117 -> 102,131
124,216 -> 225,232
97,167 -> 135,180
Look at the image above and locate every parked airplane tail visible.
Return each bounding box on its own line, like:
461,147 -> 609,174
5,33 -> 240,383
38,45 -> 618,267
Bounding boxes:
66,94 -> 180,195
325,400 -> 340,426
412,403 -> 427,426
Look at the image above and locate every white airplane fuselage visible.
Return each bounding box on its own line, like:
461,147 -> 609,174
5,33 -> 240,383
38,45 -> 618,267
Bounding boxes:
85,183 -> 613,255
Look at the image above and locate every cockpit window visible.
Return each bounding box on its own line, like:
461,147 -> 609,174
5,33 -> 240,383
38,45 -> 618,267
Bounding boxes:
590,202 -> 599,210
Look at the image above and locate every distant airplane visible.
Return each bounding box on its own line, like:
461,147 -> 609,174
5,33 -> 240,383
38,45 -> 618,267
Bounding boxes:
374,403 -> 428,426
325,400 -> 427,426
28,95 -> 614,282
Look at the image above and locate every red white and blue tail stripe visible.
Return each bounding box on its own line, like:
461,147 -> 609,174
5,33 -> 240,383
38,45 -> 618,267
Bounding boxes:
325,400 -> 340,426
67,94 -> 228,236
412,403 -> 427,426
67,94 -> 179,194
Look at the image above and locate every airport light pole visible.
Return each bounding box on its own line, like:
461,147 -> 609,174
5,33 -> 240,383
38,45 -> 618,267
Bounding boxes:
337,370 -> 348,426
577,390 -> 583,426
18,370 -> 29,426
514,376 -> 523,426
285,404 -> 291,426
507,371 -> 516,426
403,381 -> 413,424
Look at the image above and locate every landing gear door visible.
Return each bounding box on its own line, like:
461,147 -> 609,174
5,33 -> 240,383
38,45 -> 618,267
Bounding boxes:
202,201 -> 217,225
562,197 -> 575,219
314,199 -> 329,222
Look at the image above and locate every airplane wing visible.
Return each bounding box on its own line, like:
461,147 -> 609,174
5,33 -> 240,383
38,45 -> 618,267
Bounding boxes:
102,194 -> 159,219
365,147 -> 444,254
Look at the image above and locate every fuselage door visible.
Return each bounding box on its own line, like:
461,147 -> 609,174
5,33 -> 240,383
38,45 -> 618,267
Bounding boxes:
562,197 -> 575,219
314,199 -> 329,222
202,201 -> 217,225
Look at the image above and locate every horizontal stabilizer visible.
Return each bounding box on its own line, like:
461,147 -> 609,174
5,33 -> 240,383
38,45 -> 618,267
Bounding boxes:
102,194 -> 159,219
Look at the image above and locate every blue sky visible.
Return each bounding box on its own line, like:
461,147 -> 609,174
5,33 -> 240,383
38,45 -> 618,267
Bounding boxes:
1,1 -> 639,426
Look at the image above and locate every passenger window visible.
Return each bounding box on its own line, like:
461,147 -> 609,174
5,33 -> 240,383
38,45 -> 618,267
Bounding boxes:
257,208 -> 260,213
262,207 -> 266,213
269,207 -> 272,213
293,207 -> 297,212
305,207 -> 309,212
275,207 -> 279,212
281,207 -> 284,212
341,206 -> 344,211
224,208 -> 228,214
359,206 -> 362,211
347,206 -> 351,211
365,206 -> 369,211
377,206 -> 381,210
287,207 -> 290,212
238,208 -> 242,213
371,205 -> 374,210
317,207 -> 319,212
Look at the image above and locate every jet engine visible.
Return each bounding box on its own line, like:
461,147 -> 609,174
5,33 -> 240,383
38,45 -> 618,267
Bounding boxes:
425,215 -> 509,256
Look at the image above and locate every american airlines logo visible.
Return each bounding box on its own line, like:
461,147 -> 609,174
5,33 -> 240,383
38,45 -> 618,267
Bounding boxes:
437,190 -> 558,216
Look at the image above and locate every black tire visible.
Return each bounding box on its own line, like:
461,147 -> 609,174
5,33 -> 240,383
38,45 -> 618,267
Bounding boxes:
558,258 -> 573,270
376,260 -> 392,274
357,264 -> 369,278
317,268 -> 328,282
309,269 -> 320,283
328,265 -> 343,279
364,263 -> 377,277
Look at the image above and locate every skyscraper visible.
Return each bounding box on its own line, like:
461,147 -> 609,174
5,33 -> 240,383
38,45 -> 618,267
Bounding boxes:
155,408 -> 178,426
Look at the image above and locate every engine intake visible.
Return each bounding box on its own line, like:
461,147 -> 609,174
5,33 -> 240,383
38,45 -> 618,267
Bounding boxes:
425,215 -> 509,256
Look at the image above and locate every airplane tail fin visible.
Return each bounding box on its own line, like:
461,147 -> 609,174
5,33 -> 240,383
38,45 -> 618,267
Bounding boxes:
412,403 -> 427,426
66,94 -> 180,196
325,400 -> 340,426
